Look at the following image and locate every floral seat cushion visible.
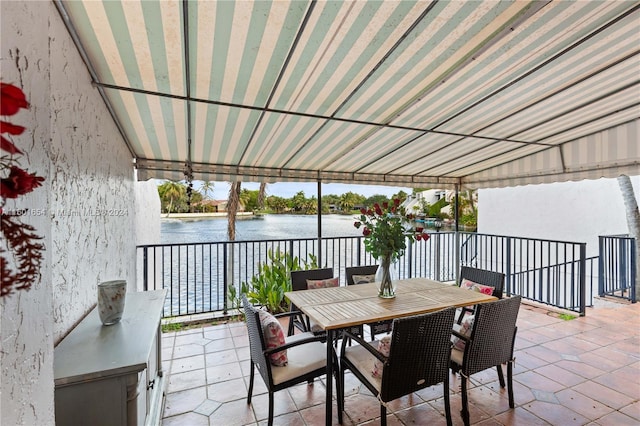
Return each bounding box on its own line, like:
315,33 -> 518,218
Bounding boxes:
352,274 -> 376,284
257,309 -> 288,366
451,315 -> 474,350
306,277 -> 339,289
372,334 -> 391,378
460,278 -> 495,295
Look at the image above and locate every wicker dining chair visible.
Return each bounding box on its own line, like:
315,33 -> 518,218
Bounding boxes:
242,296 -> 338,426
288,268 -> 364,345
287,268 -> 334,336
456,266 -> 505,324
339,308 -> 457,426
345,265 -> 393,340
450,296 -> 521,426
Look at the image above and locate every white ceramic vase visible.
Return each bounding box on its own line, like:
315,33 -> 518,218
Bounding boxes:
97,280 -> 127,325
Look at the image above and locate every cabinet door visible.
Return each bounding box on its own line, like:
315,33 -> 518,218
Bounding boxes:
56,376 -> 127,426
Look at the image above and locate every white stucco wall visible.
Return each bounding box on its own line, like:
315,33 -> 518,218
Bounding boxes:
1,2 -> 140,425
478,176 -> 640,257
135,180 -> 162,292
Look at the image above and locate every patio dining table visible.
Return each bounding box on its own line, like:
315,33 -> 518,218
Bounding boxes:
284,277 -> 497,425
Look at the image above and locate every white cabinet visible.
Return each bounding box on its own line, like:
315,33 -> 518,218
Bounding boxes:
54,290 -> 167,426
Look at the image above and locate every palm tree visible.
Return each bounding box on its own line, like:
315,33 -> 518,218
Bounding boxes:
258,182 -> 267,209
158,181 -> 185,214
618,175 -> 640,297
201,181 -> 214,200
227,181 -> 242,241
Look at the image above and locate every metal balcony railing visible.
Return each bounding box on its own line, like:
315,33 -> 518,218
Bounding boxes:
137,231 -> 613,318
599,235 -> 637,302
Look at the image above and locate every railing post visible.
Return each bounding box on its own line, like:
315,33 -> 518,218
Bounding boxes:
223,242 -> 229,314
579,243 -> 587,316
434,234 -> 441,282
620,237 -> 628,298
142,246 -> 148,291
630,238 -> 637,303
505,237 -> 512,297
407,238 -> 413,279
598,236 -> 604,297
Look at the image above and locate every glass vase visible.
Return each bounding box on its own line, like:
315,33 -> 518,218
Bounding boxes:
376,255 -> 397,298
98,280 -> 127,325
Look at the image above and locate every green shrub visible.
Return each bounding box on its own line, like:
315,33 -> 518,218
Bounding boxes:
229,249 -> 319,314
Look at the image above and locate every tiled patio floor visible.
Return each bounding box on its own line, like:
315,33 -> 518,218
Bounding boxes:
160,299 -> 639,425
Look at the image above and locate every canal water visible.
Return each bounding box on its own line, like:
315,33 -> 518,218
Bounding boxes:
160,214 -> 363,243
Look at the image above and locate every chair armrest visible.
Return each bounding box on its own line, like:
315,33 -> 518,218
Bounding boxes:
274,310 -> 304,319
263,334 -> 326,356
451,329 -> 470,342
339,331 -> 387,363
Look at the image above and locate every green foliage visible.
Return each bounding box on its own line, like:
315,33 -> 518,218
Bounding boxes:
266,195 -> 288,213
354,200 -> 429,263
558,313 -> 576,321
161,321 -> 183,333
240,189 -> 261,212
426,197 -> 449,219
338,191 -> 365,212
157,181 -> 203,213
230,249 -> 319,313
363,194 -> 390,207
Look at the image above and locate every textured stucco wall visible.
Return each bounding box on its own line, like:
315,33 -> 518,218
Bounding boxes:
478,176 -> 640,257
49,3 -> 135,342
1,3 -> 54,425
1,2 -> 137,425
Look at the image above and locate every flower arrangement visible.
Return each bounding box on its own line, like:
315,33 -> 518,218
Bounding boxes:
1,82 -> 45,297
354,198 -> 429,297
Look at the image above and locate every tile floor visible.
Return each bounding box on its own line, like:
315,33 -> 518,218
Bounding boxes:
160,299 -> 639,425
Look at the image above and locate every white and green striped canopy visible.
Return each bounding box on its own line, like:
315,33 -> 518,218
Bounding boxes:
56,0 -> 639,189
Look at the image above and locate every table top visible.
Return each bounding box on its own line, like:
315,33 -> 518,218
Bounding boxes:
285,277 -> 496,330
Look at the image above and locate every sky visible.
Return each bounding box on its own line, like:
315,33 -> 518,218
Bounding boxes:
191,181 -> 413,200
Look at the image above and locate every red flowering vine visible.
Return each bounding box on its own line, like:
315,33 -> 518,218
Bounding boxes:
1,82 -> 45,297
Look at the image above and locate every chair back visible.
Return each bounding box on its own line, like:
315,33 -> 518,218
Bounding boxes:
380,307 -> 456,402
345,265 -> 378,285
459,266 -> 505,299
463,296 -> 521,376
290,268 -> 334,291
242,296 -> 271,384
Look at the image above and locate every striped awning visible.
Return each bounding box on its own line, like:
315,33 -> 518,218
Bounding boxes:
55,0 -> 639,189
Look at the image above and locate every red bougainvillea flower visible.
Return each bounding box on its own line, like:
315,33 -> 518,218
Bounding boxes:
1,83 -> 29,116
0,120 -> 25,155
1,120 -> 25,135
1,166 -> 44,199
1,135 -> 22,155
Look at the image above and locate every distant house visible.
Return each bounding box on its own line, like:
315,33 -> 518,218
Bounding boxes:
194,199 -> 229,212
402,189 -> 448,215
